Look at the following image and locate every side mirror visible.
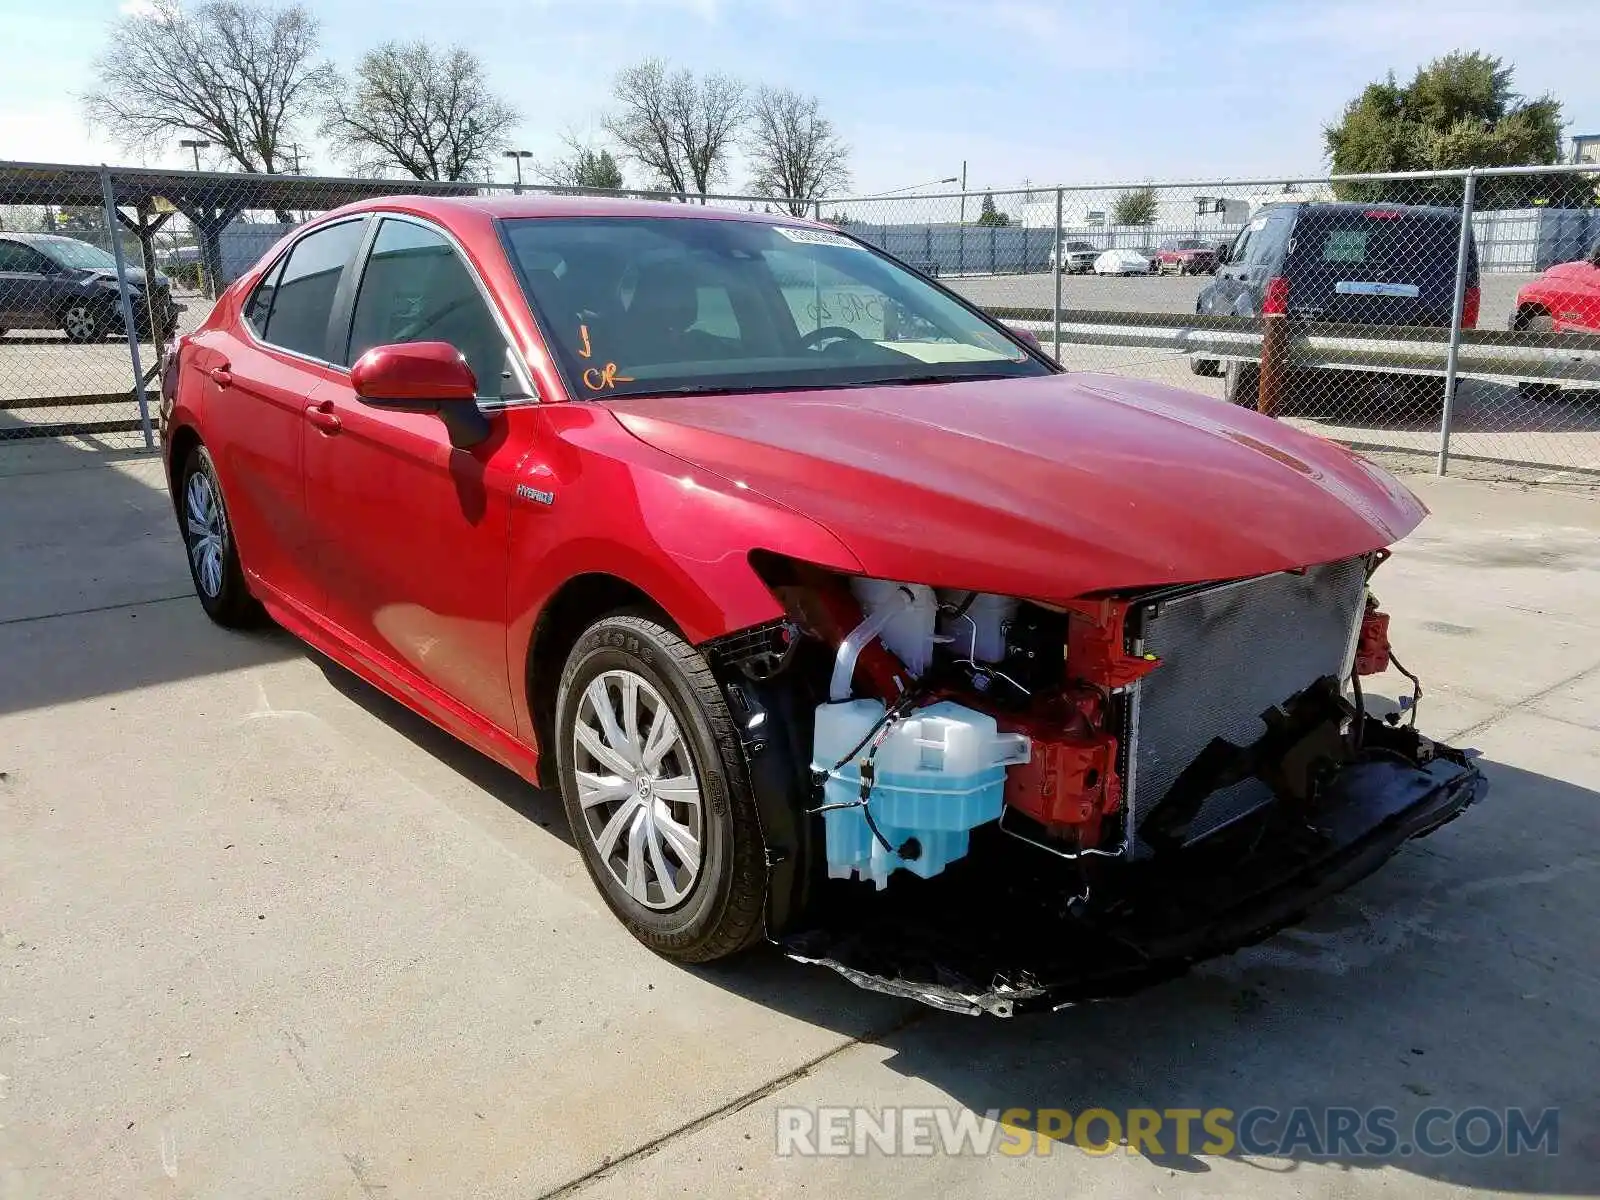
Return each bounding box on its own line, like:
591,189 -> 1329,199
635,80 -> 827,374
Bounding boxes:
1589,241 -> 1600,267
1009,326 -> 1051,359
351,341 -> 491,449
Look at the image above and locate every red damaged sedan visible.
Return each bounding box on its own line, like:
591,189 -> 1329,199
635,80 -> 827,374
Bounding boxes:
160,196 -> 1483,1016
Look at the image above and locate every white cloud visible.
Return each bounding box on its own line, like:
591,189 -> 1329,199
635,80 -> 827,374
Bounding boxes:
118,0 -> 161,16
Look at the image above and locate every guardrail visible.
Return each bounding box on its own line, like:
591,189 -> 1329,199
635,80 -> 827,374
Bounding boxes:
995,307 -> 1600,385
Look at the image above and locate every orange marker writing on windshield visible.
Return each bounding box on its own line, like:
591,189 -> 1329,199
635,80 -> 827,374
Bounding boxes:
582,362 -> 634,391
578,323 -> 592,359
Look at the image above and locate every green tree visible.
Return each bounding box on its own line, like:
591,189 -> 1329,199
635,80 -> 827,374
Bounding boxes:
975,192 -> 1011,227
571,148 -> 624,190
1324,51 -> 1581,206
1111,186 -> 1157,226
537,134 -> 626,191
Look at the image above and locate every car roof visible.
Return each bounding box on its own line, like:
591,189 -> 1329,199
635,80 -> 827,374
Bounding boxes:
1263,200 -> 1462,220
331,192 -> 819,226
0,232 -> 89,245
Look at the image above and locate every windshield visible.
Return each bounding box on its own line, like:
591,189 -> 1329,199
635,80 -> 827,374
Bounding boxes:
501,216 -> 1048,399
39,238 -> 118,271
1062,241 -> 1095,252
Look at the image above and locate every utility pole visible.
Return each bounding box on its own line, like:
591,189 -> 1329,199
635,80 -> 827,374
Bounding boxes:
959,160 -> 968,225
285,143 -> 304,174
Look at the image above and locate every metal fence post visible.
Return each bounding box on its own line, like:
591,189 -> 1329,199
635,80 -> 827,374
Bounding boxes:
1052,188 -> 1064,361
1437,169 -> 1477,476
99,166 -> 153,450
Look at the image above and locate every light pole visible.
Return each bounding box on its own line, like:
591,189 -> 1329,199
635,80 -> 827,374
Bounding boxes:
179,139 -> 211,172
958,160 -> 968,224
503,149 -> 533,194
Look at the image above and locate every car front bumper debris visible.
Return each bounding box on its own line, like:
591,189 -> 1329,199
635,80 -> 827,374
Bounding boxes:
779,717 -> 1485,1017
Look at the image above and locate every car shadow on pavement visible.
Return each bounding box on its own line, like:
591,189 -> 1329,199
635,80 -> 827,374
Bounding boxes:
306,648 -> 574,847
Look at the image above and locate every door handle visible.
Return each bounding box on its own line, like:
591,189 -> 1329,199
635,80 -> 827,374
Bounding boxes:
304,400 -> 342,435
209,366 -> 232,387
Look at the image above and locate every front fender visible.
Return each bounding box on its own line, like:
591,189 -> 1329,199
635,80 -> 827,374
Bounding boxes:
504,404 -> 862,741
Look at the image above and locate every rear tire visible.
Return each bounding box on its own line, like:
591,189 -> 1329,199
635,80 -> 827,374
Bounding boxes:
1190,357 -> 1222,378
1224,360 -> 1260,407
556,612 -> 767,963
62,301 -> 110,343
1403,375 -> 1450,410
177,444 -> 260,627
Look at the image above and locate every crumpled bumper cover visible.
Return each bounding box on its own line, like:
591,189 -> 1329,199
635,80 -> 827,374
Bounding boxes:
780,728 -> 1486,1017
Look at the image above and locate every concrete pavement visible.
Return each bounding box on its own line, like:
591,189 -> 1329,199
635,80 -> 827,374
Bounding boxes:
1,447 -> 1596,1198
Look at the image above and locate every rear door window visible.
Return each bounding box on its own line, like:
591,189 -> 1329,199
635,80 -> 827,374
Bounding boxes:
257,218 -> 367,361
0,242 -> 41,272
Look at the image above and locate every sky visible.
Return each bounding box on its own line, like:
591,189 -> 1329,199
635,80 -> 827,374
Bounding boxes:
1,0 -> 1596,199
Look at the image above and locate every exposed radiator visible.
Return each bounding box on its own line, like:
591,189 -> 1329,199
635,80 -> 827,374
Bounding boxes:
1123,555 -> 1369,854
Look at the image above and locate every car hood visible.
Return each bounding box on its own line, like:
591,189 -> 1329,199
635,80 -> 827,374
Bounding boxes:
83,266 -> 168,289
611,373 -> 1426,601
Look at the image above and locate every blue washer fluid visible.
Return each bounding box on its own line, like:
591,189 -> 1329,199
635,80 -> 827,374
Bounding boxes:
811,699 -> 1031,889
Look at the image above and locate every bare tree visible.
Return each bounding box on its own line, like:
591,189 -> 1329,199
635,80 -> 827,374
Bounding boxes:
321,42 -> 519,181
82,0 -> 334,173
536,131 -> 626,191
745,86 -> 850,216
605,59 -> 745,198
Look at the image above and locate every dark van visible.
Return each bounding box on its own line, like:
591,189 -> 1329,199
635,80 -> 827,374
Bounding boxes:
1193,201 -> 1478,405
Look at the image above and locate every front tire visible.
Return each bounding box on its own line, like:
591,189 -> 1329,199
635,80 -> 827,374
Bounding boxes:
556,612 -> 767,963
178,444 -> 259,626
1516,312 -> 1563,402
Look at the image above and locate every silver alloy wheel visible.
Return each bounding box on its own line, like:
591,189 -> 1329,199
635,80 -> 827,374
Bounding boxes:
184,470 -> 225,598
573,669 -> 704,910
63,304 -> 98,341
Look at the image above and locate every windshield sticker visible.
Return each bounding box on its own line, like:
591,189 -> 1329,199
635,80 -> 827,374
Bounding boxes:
774,227 -> 859,249
577,323 -> 592,359
582,362 -> 635,391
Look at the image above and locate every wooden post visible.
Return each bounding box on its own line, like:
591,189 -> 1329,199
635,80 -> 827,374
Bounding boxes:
1257,311 -> 1289,417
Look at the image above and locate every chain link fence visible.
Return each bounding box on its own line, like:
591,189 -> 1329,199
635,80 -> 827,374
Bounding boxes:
4,160 -> 1598,481
824,167 -> 1600,482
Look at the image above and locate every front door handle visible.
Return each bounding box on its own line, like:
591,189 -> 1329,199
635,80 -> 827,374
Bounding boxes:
209,366 -> 233,387
304,400 -> 342,435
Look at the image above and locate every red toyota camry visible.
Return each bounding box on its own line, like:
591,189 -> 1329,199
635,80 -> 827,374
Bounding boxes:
161,195 -> 1483,1016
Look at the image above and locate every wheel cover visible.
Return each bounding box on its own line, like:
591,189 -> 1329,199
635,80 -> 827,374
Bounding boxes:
184,470 -> 225,598
573,669 -> 704,910
64,305 -> 95,339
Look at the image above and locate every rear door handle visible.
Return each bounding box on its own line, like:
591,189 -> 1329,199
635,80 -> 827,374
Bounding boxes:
209,366 -> 232,387
304,400 -> 342,435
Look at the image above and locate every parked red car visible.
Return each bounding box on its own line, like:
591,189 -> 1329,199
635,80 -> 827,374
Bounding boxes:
160,195 -> 1482,1015
1511,241 -> 1600,399
1155,236 -> 1218,276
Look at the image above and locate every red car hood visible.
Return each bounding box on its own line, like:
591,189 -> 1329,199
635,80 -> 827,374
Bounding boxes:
611,373 -> 1426,601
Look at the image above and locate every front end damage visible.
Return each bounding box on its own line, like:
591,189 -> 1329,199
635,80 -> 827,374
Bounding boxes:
707,552 -> 1486,1017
